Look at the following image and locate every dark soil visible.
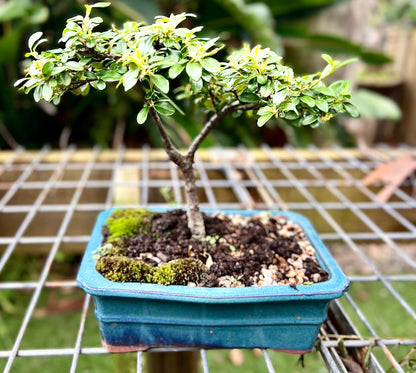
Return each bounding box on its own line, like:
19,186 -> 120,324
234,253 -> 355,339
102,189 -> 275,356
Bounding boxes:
99,209 -> 329,288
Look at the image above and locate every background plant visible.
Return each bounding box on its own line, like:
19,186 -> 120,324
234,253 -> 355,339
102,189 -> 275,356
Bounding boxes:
17,2 -> 358,236
3,0 -> 392,149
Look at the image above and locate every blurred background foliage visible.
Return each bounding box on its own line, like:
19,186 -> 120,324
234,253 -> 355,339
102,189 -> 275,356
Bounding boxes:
0,0 -> 404,149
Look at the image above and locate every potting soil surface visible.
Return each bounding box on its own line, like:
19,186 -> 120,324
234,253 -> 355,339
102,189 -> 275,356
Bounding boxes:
100,209 -> 329,287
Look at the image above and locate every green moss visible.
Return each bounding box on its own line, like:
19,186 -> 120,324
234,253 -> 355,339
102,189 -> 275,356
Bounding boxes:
105,208 -> 155,243
95,256 -> 154,283
95,255 -> 206,286
152,258 -> 206,286
96,243 -> 126,257
151,263 -> 176,285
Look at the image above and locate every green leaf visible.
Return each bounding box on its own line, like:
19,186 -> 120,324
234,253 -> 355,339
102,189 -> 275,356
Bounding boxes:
322,54 -> 334,66
321,64 -> 333,77
349,89 -> 401,120
316,99 -> 329,113
259,81 -> 273,97
154,101 -> 175,116
284,111 -> 300,120
314,86 -> 336,97
300,96 -> 315,108
257,112 -> 274,127
272,90 -> 287,105
150,74 -> 169,94
51,66 -> 67,75
79,84 -> 90,96
41,62 -> 54,78
343,102 -> 360,118
91,80 -> 106,90
335,58 -> 359,70
200,58 -> 221,73
190,78 -> 202,94
66,61 -> 84,71
239,92 -> 260,103
86,40 -> 95,48
186,62 -> 202,81
33,85 -> 42,102
136,105 -> 149,124
302,115 -> 318,126
122,69 -> 138,91
42,82 -> 53,101
168,63 -> 185,79
28,31 -> 43,51
257,106 -> 271,116
90,2 -> 111,8
257,75 -> 268,85
100,71 -> 122,82
14,78 -> 28,87
61,72 -> 71,86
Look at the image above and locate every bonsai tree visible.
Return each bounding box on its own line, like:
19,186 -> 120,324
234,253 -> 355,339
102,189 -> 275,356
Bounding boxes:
16,2 -> 358,238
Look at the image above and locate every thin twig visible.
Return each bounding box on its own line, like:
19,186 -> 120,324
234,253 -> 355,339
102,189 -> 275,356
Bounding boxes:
0,119 -> 19,149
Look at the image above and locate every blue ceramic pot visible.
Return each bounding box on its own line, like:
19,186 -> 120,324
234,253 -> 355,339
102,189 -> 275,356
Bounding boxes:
77,208 -> 349,353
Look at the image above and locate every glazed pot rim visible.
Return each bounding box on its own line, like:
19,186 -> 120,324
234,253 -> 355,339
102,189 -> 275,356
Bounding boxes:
76,208 -> 350,304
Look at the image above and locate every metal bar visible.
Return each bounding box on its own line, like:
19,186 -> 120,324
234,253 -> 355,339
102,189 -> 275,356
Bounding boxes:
262,349 -> 276,373
307,146 -> 416,268
238,146 -> 287,210
0,146 -> 65,272
266,145 -> 416,321
1,146 -> 415,373
169,159 -> 182,204
137,352 -> 144,373
3,146 -> 100,373
200,350 -> 209,373
69,294 -> 91,373
195,154 -> 218,209
261,145 -> 413,372
0,347 -> 108,358
209,147 -> 254,208
105,145 -> 125,207
343,294 -> 406,373
0,145 -> 50,210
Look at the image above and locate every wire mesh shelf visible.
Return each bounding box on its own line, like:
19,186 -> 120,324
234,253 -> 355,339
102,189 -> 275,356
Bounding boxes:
0,145 -> 415,372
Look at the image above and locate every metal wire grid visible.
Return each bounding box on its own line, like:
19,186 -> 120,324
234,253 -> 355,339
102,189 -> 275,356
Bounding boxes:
0,145 -> 415,372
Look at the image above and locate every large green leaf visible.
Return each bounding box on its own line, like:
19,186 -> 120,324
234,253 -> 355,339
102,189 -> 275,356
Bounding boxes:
276,31 -> 392,65
257,0 -> 343,17
239,92 -> 260,103
150,74 -> 169,94
349,89 -> 401,120
168,63 -> 185,79
200,58 -> 221,73
154,101 -> 176,116
186,62 -> 203,81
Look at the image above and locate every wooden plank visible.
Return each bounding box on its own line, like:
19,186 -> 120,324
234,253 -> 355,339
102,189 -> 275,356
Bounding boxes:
113,167 -> 141,205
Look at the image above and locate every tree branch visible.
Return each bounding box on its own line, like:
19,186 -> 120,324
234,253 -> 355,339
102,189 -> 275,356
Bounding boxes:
148,105 -> 185,167
68,78 -> 97,91
186,101 -> 259,162
79,46 -> 121,61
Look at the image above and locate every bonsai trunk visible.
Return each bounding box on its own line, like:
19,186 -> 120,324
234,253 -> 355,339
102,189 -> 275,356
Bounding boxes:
182,163 -> 206,238
148,105 -> 206,237
148,102 -> 257,238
